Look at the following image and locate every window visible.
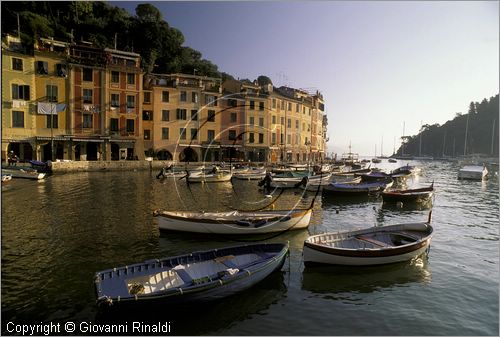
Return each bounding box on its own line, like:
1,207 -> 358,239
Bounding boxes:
207,130 -> 215,142
83,114 -> 92,128
287,134 -> 291,144
162,91 -> 169,102
110,118 -> 119,132
228,130 -> 236,140
205,95 -> 217,106
207,110 -> 215,122
176,109 -> 187,120
272,99 -> 276,109
287,119 -> 291,128
190,128 -> 198,140
272,116 -> 276,124
126,119 -> 134,133
249,117 -> 254,125
249,101 -> 255,110
83,89 -> 93,103
56,64 -> 67,77
249,133 -> 255,143
111,71 -> 119,83
192,92 -> 198,103
280,117 -> 284,125
143,92 -> 151,103
230,113 -> 237,123
36,61 -> 48,74
272,133 -> 276,144
191,110 -> 198,121
83,68 -> 93,81
295,120 -> 299,129
12,84 -> 30,100
303,123 -> 305,131
288,102 -> 292,111
127,73 -> 135,85
46,115 -> 58,128
259,133 -> 264,144
143,111 -> 153,121
180,91 -> 187,102
162,127 -> 169,139
46,85 -> 58,102
308,124 -> 311,132
303,107 -> 306,114
259,117 -> 264,127
162,110 -> 170,121
228,99 -> 237,107
144,130 -> 151,140
12,58 -> 23,71
111,94 -> 120,107
179,128 -> 186,140
296,104 -> 299,112
308,108 -> 311,116
259,102 -> 264,111
126,95 -> 135,108
280,133 -> 284,144
281,100 -> 284,110
12,111 -> 24,128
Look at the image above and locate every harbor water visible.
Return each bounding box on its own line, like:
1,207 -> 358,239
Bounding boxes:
1,160 -> 498,335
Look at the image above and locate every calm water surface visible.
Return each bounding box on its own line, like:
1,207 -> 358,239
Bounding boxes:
1,161 -> 498,335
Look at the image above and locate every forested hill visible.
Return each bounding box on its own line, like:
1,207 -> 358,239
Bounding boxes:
396,94 -> 499,158
1,1 -> 231,79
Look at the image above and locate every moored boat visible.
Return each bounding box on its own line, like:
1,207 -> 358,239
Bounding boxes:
94,242 -> 289,307
382,183 -> 434,203
303,213 -> 433,266
153,207 -> 313,234
1,167 -> 46,180
322,178 -> 393,196
186,171 -> 232,183
457,165 -> 488,180
232,167 -> 267,180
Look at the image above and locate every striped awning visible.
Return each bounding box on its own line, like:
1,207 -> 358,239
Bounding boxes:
36,136 -> 67,141
110,139 -> 136,143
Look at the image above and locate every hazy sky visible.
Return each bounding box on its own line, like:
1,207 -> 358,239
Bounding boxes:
118,1 -> 499,156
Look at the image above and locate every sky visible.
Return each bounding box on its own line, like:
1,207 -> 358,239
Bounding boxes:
117,1 -> 499,156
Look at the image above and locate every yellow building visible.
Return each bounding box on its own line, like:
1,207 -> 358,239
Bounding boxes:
1,35 -> 36,162
144,73 -> 222,162
33,37 -> 70,161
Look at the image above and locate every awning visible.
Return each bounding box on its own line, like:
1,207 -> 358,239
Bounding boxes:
73,138 -> 104,143
110,139 -> 136,143
178,144 -> 202,148
220,144 -> 242,148
36,136 -> 67,141
202,145 -> 220,149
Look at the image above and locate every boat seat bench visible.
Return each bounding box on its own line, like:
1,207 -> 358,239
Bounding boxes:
355,235 -> 389,247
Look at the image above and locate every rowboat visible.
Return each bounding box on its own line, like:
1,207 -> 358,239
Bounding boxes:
388,158 -> 397,163
301,174 -> 358,192
153,207 -> 313,234
1,167 -> 46,180
322,178 -> 393,196
357,171 -> 391,182
94,243 -> 289,307
382,183 -> 434,203
186,171 -> 232,183
232,167 -> 267,180
458,165 -> 488,180
303,214 -> 433,266
392,164 -> 421,176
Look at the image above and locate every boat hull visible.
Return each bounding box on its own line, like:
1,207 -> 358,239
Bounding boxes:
458,166 -> 488,180
95,243 -> 288,307
187,172 -> 232,183
1,168 -> 46,180
154,209 -> 312,234
303,222 -> 433,266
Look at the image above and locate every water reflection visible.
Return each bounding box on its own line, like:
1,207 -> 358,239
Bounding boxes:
301,257 -> 431,297
95,271 -> 287,335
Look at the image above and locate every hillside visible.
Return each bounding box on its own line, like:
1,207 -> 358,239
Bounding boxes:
1,1 -> 228,78
396,94 -> 499,158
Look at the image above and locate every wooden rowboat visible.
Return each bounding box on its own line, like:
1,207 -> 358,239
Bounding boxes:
382,183 -> 434,203
94,242 -> 289,307
1,167 -> 46,180
153,207 -> 313,234
186,171 -> 232,183
322,178 -> 393,196
303,213 -> 433,266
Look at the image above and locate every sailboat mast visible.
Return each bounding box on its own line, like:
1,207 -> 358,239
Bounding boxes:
464,113 -> 470,156
491,119 -> 496,156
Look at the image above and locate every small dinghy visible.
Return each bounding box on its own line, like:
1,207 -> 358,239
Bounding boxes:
153,207 -> 313,234
322,178 -> 393,196
303,213 -> 433,266
186,171 -> 232,183
94,243 -> 289,307
382,183 -> 434,204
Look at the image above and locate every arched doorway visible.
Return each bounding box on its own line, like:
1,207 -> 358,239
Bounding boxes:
179,147 -> 198,162
157,150 -> 173,161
